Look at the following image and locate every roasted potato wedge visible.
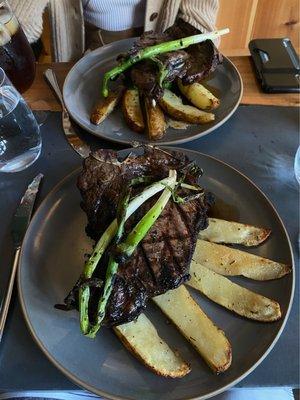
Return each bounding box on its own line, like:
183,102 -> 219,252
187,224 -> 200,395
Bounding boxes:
90,86 -> 124,125
178,80 -> 220,110
153,286 -> 232,373
159,89 -> 215,124
188,262 -> 281,321
143,97 -> 166,140
114,313 -> 190,378
193,240 -> 291,280
199,218 -> 271,246
122,88 -> 145,133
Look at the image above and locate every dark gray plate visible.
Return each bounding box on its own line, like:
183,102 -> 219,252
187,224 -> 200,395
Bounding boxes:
63,38 -> 243,145
18,149 -> 294,400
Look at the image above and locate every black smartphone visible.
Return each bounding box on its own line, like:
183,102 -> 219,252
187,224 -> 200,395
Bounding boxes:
249,38 -> 300,93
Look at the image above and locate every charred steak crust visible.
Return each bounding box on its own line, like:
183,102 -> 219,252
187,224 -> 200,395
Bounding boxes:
70,147 -> 213,327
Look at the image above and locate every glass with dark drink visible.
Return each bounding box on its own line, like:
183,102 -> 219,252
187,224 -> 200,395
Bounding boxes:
0,1 -> 36,93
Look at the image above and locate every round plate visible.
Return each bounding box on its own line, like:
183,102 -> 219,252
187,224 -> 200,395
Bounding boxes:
63,38 -> 243,145
18,148 -> 294,400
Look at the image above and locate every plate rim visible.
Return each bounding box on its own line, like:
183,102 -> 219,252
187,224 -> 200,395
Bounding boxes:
17,149 -> 295,400
62,38 -> 243,146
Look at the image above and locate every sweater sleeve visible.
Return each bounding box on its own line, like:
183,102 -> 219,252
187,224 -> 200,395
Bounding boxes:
9,0 -> 49,43
153,0 -> 219,46
179,0 -> 219,33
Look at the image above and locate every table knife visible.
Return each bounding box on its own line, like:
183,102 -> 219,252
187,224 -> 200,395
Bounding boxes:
44,68 -> 91,158
0,173 -> 43,342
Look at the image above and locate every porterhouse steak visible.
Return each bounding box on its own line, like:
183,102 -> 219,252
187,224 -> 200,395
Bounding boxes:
65,147 -> 213,327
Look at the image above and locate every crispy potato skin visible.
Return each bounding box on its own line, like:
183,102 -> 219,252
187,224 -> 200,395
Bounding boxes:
159,89 -> 215,124
199,218 -> 271,247
178,79 -> 220,111
144,97 -> 166,140
122,89 -> 145,133
193,240 -> 291,280
188,262 -> 282,321
114,314 -> 190,378
153,286 -> 232,373
90,86 -> 124,125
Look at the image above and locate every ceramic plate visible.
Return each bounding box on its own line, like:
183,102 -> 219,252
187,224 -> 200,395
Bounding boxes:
18,148 -> 294,400
63,39 -> 243,145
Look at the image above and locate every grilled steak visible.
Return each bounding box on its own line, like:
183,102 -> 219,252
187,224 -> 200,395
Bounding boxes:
121,19 -> 222,100
129,51 -> 189,99
165,19 -> 223,84
130,60 -> 165,100
65,147 -> 213,327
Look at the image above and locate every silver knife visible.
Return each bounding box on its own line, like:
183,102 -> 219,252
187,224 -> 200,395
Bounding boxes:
44,68 -> 91,158
0,173 -> 43,342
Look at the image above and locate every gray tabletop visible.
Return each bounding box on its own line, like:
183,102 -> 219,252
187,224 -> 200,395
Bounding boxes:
0,105 -> 299,391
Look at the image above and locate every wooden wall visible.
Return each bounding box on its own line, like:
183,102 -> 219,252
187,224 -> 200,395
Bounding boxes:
217,0 -> 299,56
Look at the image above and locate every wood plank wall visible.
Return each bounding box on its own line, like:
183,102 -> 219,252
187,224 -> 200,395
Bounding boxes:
217,0 -> 300,56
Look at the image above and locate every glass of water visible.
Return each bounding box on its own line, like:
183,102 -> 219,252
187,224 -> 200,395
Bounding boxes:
0,67 -> 41,172
294,146 -> 300,185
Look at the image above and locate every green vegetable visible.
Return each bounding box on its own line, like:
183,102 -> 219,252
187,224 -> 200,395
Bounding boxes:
87,170 -> 177,337
102,28 -> 229,97
79,173 -> 177,335
115,170 -> 177,261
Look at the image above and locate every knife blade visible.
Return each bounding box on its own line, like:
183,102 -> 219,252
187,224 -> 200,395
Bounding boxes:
11,173 -> 43,248
0,174 -> 43,342
44,68 -> 91,159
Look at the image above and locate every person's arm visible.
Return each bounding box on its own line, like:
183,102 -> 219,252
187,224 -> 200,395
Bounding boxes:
146,0 -> 219,45
179,0 -> 219,33
9,0 -> 48,43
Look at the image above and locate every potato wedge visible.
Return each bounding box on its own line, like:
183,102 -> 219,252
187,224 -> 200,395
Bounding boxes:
199,218 -> 271,246
178,80 -> 220,110
188,262 -> 281,321
122,88 -> 145,133
143,97 -> 166,140
90,86 -> 124,125
193,240 -> 291,280
153,286 -> 232,373
114,313 -> 190,378
159,89 -> 215,124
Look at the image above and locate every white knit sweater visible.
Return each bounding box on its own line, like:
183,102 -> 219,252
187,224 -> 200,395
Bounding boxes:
9,0 -> 48,43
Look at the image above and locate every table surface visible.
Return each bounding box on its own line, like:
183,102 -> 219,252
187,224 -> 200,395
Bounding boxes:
0,106 -> 298,393
24,57 -> 299,111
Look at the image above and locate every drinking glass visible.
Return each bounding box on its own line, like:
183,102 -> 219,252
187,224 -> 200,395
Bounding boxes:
0,67 -> 41,173
294,146 -> 300,184
0,0 -> 36,93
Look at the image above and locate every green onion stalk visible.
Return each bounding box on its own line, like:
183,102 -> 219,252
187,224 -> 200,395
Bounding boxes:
86,170 -> 177,338
79,173 -> 177,335
101,28 -> 229,97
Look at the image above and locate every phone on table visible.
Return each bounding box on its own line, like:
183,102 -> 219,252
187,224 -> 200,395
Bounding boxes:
249,38 -> 300,93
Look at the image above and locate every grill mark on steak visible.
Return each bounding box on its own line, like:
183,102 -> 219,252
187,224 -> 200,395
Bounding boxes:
175,202 -> 193,236
65,147 -> 213,327
140,244 -> 158,285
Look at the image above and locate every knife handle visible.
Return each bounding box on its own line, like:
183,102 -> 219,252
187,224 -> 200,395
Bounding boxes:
0,247 -> 20,342
44,69 -> 67,112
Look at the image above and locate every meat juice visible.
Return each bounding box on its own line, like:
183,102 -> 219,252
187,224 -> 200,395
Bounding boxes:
0,12 -> 35,93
